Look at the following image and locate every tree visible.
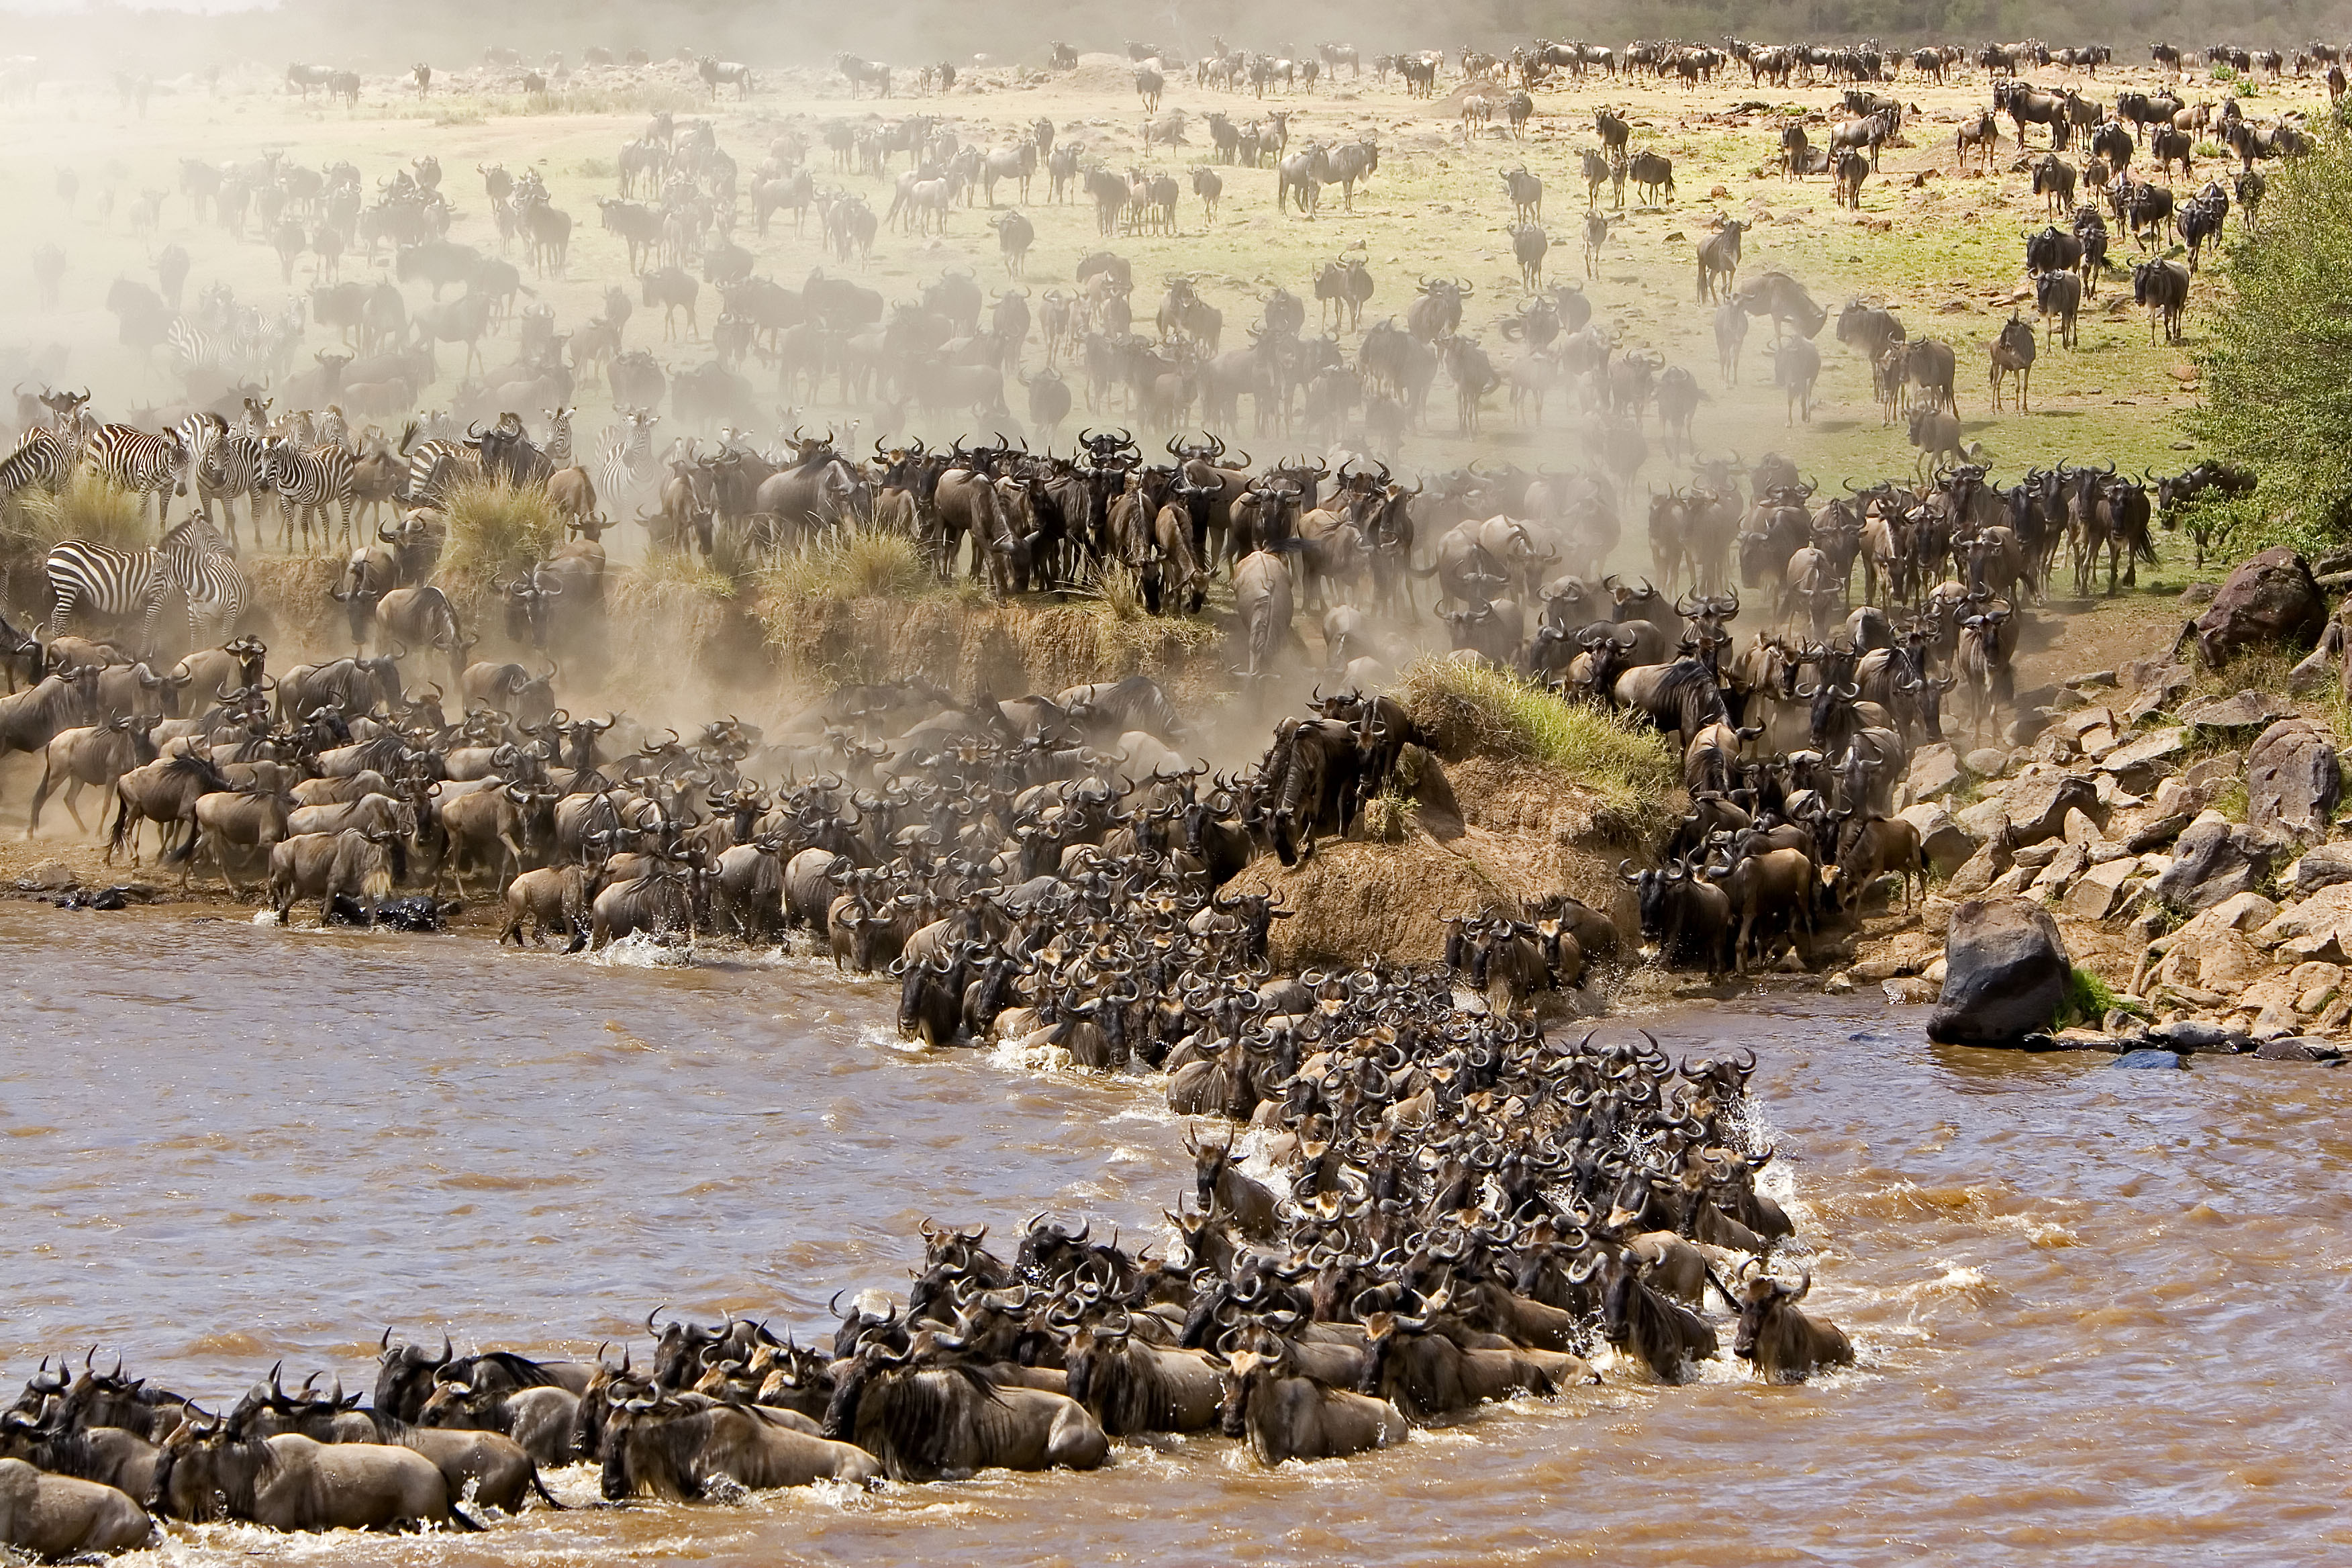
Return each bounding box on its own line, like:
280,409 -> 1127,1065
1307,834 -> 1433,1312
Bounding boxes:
2192,120 -> 2352,548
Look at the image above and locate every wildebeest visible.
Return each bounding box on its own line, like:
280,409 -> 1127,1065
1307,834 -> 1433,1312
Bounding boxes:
1732,1265 -> 1853,1381
2133,257 -> 2190,342
1213,1336 -> 1407,1464
0,1457 -> 151,1555
148,1427 -> 467,1532
820,1340 -> 1108,1481
600,1392 -> 877,1497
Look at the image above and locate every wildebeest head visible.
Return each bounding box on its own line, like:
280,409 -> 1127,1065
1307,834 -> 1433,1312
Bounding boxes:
1732,1264 -> 1812,1359
373,1329 -> 453,1422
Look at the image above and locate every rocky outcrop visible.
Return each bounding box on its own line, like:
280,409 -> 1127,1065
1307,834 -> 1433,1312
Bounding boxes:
2245,719 -> 2341,844
2147,814 -> 2277,913
2184,547 -> 2328,670
1926,896 -> 2073,1045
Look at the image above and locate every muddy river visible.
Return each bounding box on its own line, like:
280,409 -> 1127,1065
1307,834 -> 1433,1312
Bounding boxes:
4,900 -> 2345,1565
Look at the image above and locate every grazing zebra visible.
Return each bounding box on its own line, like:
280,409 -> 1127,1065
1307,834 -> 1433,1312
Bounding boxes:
315,405 -> 349,448
260,438 -> 356,552
81,423 -> 192,530
0,426 -> 75,507
596,407 -> 659,507
44,516 -> 244,650
542,405 -> 575,466
198,427 -> 273,549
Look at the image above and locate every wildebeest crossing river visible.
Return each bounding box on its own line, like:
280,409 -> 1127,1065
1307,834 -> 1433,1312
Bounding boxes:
5,901 -> 2348,1564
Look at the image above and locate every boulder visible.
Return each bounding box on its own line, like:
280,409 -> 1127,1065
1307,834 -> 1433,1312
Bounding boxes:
2100,726 -> 2186,793
2184,546 -> 2328,669
2255,1036 -> 2344,1063
1904,743 -> 1967,803
2148,814 -> 2277,912
2113,1048 -> 2188,1069
1900,802 -> 1977,876
2255,882 -> 2352,963
1964,746 -> 2011,778
1945,838 -> 2007,897
2179,689 -> 2294,732
18,861 -> 75,891
2288,840 -> 2352,896
2245,719 -> 2341,844
2000,772 -> 2104,845
2063,856 -> 2140,920
1926,895 -> 2073,1045
2150,1018 -> 2245,1052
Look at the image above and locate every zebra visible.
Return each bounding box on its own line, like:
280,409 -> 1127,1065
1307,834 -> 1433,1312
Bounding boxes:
0,427 -> 75,507
44,516 -> 244,651
596,407 -> 659,508
260,438 -> 356,552
397,420 -> 477,507
542,405 -> 575,467
198,426 -> 273,549
81,423 -> 193,530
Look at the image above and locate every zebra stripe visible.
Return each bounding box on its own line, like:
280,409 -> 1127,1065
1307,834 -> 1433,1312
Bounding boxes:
0,427 -> 74,506
595,409 -> 658,505
543,406 -> 574,467
199,430 -> 271,548
262,439 -> 356,551
46,517 -> 246,648
82,424 -> 192,528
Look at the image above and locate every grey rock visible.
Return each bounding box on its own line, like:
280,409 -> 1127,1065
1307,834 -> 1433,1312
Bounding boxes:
2245,720 -> 2342,845
2177,582 -> 2219,607
2114,1048 -> 2188,1069
2149,816 -> 2278,912
1898,803 -> 1977,877
1965,746 -> 2011,778
2186,547 -> 2329,669
19,861 -> 75,891
2290,644 -> 2339,695
2150,1018 -> 2243,1052
2071,669 -> 2118,689
2290,840 -> 2352,896
2064,857 -> 2139,920
2254,1035 -> 2343,1063
1905,743 -> 1967,803
1926,895 -> 2074,1046
2001,772 -> 2104,846
2100,726 -> 2186,793
2124,813 -> 2193,854
2179,689 -> 2295,732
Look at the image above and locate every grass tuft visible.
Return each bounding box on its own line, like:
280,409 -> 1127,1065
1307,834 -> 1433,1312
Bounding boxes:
761,525 -> 937,605
438,478 -> 560,587
1395,656 -> 1677,811
1079,560 -> 1148,622
4,474 -> 150,555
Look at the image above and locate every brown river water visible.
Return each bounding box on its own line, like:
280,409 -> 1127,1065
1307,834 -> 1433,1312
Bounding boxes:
6,899 -> 2349,1565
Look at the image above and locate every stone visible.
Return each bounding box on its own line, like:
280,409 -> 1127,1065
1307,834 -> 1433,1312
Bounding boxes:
1900,803 -> 1978,876
2149,814 -> 2278,912
2289,841 -> 2352,896
1926,895 -> 2074,1045
2122,655 -> 2191,694
1920,895 -> 1957,936
2150,1018 -> 2242,1052
2124,812 -> 2192,853
2290,644 -> 2339,695
2071,669 -> 2118,689
2195,931 -> 2271,991
2114,1048 -> 2188,1069
2184,546 -> 2329,669
1883,977 -> 1936,1004
2001,772 -> 2104,846
2245,719 -> 2342,844
2065,857 -> 2140,920
2031,840 -> 2089,894
2013,840 -> 2063,870
2184,754 -> 2245,792
2255,883 -> 2352,963
2060,807 -> 2103,844
1905,743 -> 1967,802
1965,746 -> 2011,778
2169,889 -> 2283,947
2178,583 -> 2220,607
1823,972 -> 1855,994
2255,1036 -> 2343,1062
1956,797 -> 2012,842
1984,865 -> 2036,897
18,861 -> 75,891
2100,726 -> 2186,793
2179,689 -> 2296,732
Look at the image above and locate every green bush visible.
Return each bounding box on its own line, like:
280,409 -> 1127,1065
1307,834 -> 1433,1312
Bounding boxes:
2191,123 -> 2352,542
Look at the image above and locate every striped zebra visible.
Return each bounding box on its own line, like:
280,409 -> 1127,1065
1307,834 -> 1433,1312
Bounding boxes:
81,423 -> 193,530
596,407 -> 660,508
260,438 -> 356,552
0,426 -> 75,508
197,428 -> 273,550
397,420 -> 478,507
542,405 -> 575,467
44,516 -> 244,651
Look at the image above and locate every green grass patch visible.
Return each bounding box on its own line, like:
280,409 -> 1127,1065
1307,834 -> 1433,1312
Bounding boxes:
1395,656 -> 1677,811
2062,965 -> 2142,1028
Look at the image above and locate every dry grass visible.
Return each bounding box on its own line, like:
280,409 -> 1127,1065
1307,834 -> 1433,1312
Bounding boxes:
1396,657 -> 1676,813
438,479 -> 560,588
760,526 -> 940,607
3,475 -> 148,555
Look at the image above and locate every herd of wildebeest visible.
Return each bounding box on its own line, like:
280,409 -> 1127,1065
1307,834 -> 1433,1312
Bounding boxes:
0,22 -> 2310,1555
